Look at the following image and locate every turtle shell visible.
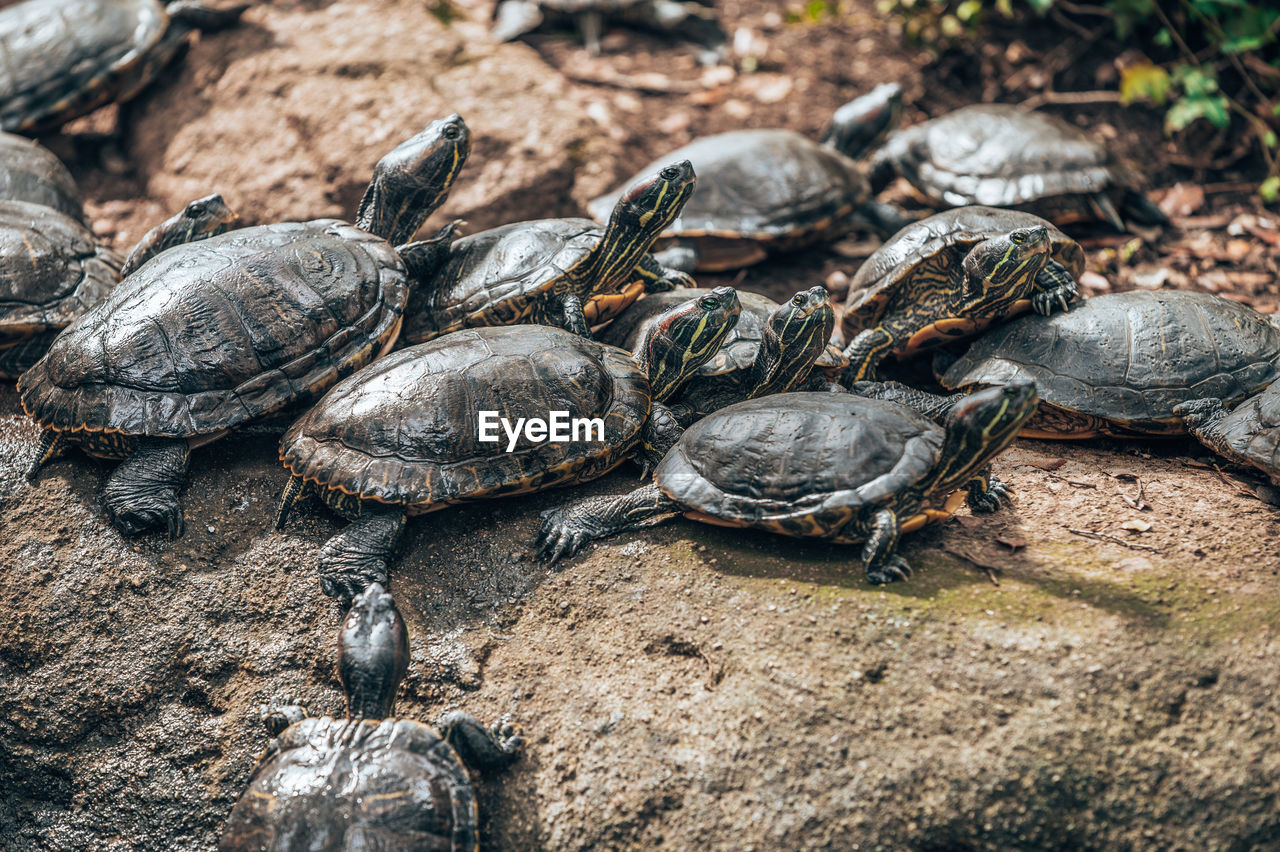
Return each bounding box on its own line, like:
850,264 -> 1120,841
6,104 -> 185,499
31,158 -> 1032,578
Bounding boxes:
0,0 -> 181,133
218,716 -> 478,852
404,218 -> 610,344
877,104 -> 1142,210
654,392 -> 946,540
19,220 -> 406,440
841,206 -> 1083,343
942,290 -> 1280,436
281,325 -> 651,512
589,130 -> 869,267
0,201 -> 120,377
0,132 -> 83,222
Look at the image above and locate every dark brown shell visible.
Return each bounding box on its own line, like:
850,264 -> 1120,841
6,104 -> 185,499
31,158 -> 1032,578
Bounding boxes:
282,325 -> 651,511
20,220 -> 406,438
0,0 -> 176,133
219,717 -> 477,852
0,200 -> 119,347
0,132 -> 83,221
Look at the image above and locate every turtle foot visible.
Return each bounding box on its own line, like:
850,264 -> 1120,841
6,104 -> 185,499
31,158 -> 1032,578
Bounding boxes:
536,507 -> 601,564
438,710 -> 524,771
318,555 -> 389,603
260,700 -> 307,737
316,510 -> 405,601
967,476 -> 1012,513
105,493 -> 185,539
866,555 -> 912,586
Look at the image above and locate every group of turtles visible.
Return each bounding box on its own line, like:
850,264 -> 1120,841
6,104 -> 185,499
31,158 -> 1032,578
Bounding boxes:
3,0 -> 1279,847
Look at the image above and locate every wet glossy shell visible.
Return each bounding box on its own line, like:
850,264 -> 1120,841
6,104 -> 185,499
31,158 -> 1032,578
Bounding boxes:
0,201 -> 119,348
942,291 -> 1280,434
281,325 -> 651,510
405,218 -> 604,343
589,130 -> 869,244
878,105 -> 1142,208
219,717 -> 477,852
0,132 -> 83,221
20,220 -> 406,438
842,206 -> 1082,340
0,0 -> 178,133
655,392 -> 943,539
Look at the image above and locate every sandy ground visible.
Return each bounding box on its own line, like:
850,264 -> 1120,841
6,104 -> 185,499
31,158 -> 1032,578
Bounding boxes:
3,0 -> 1280,849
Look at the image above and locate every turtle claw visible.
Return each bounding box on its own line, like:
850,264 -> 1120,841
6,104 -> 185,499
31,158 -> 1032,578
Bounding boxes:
968,476 -> 1013,513
109,501 -> 185,540
318,563 -> 387,603
535,509 -> 595,564
865,555 -> 912,586
1032,285 -> 1074,317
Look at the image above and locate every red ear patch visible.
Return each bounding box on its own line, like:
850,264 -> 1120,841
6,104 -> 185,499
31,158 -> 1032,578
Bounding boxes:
621,174 -> 659,204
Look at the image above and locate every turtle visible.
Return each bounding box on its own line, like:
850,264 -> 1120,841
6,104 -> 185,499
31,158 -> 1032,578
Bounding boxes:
537,381 -> 1039,584
586,83 -> 906,273
1177,386 -> 1280,485
602,285 -> 840,435
0,131 -> 84,222
400,160 -> 697,346
867,104 -> 1168,231
491,0 -> 727,60
0,0 -> 246,134
219,582 -> 522,852
839,206 -> 1084,384
20,115 -> 472,538
276,287 -> 740,601
935,290 -> 1280,438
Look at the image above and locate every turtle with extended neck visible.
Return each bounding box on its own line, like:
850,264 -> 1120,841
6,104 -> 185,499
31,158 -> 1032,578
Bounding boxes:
277,288 -> 740,600
538,382 -> 1038,584
400,161 -> 697,346
219,583 -> 521,851
21,115 -> 472,538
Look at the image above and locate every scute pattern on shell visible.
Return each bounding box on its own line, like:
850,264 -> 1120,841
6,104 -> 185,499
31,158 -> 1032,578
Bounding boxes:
282,325 -> 651,512
0,201 -> 119,343
221,716 -> 477,852
0,0 -> 168,132
0,132 -> 83,221
19,220 -> 407,438
656,393 -> 943,539
590,130 -> 869,243
843,206 -> 1083,334
406,218 -> 602,342
880,104 -> 1141,208
943,291 -> 1280,428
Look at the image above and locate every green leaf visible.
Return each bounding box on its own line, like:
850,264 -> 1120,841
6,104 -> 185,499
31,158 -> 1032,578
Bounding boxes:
1260,176 -> 1280,205
1121,63 -> 1172,106
1265,130 -> 1279,149
1025,0 -> 1053,14
1153,28 -> 1171,47
956,0 -> 983,22
1165,94 -> 1231,133
1218,6 -> 1280,53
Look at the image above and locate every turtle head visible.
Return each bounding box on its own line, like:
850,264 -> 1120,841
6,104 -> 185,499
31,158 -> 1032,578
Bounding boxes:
637,285 -> 740,401
755,286 -> 835,395
932,381 -> 1038,493
338,582 -> 409,721
821,83 -> 903,160
118,193 -> 240,277
608,159 -> 697,242
960,225 -> 1052,312
357,114 -> 471,246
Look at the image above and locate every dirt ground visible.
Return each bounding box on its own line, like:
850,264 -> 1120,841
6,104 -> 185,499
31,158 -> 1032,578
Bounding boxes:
3,0 -> 1280,849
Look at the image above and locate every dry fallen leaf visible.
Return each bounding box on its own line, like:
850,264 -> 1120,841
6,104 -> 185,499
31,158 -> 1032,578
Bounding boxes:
1121,519 -> 1153,533
1158,182 -> 1205,218
1079,271 -> 1111,292
1028,457 -> 1067,471
997,535 -> 1027,551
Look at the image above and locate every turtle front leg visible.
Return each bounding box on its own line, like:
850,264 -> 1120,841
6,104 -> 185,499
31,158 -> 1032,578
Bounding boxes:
261,701 -> 308,738
1174,398 -> 1247,467
438,711 -> 524,772
841,316 -> 913,384
637,401 -> 683,477
26,428 -> 69,481
317,507 -> 407,602
536,484 -> 678,564
1031,259 -> 1078,316
855,508 -> 912,585
851,380 -> 963,424
634,251 -> 695,290
102,438 -> 190,539
964,467 -> 1013,513
560,293 -> 592,338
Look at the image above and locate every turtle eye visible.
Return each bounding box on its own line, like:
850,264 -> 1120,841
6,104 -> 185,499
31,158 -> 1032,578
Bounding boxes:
791,294 -> 806,306
698,296 -> 718,310
443,124 -> 461,140
660,165 -> 682,181
1010,231 -> 1026,244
